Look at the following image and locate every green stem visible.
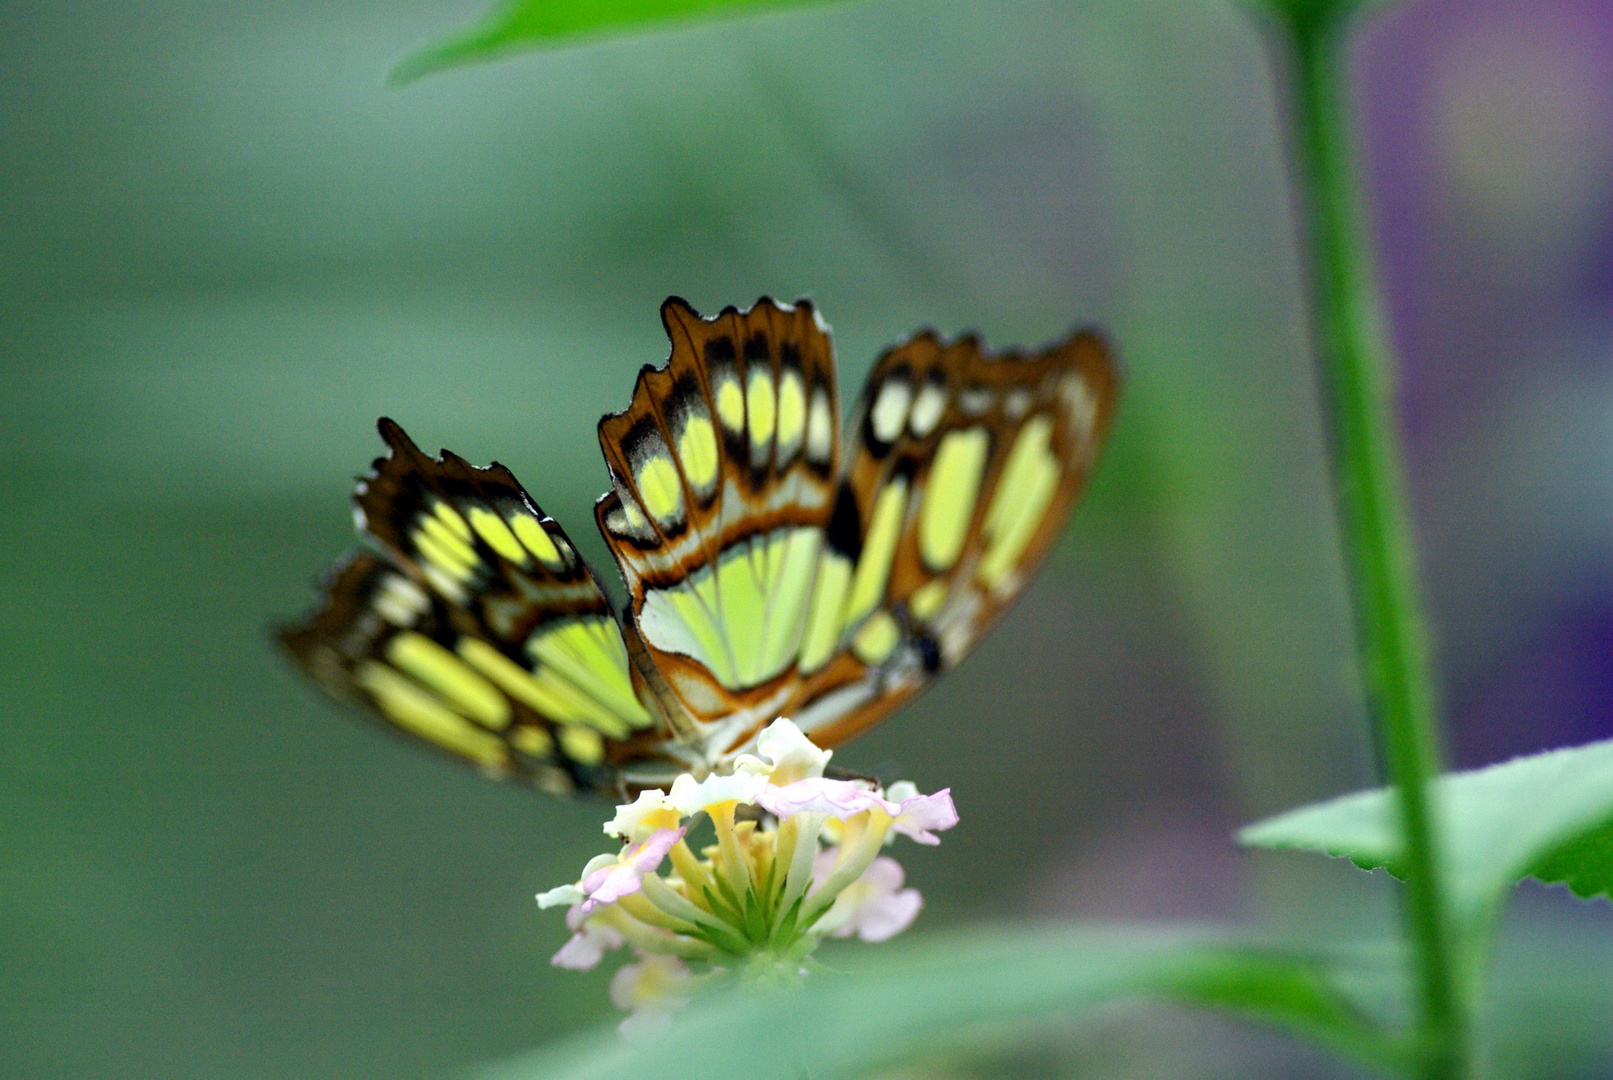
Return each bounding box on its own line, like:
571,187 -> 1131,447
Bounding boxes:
1264,3 -> 1466,1076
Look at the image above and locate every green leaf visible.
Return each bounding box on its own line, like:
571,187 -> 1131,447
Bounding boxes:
474,926 -> 1398,1080
1529,818 -> 1613,902
1240,738 -> 1613,925
392,0 -> 822,84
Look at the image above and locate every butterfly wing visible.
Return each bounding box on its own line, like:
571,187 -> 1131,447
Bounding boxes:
594,297 -> 842,758
280,419 -> 681,794
594,298 -> 1118,768
781,325 -> 1119,749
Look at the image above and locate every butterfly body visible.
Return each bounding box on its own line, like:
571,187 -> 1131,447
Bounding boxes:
280,298 -> 1118,795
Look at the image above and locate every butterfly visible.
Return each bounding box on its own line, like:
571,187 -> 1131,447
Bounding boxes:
279,297 -> 1118,797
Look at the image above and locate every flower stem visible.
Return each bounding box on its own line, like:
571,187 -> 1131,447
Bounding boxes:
597,905 -> 715,962
771,812 -> 823,935
669,837 -> 719,909
797,810 -> 891,927
1262,2 -> 1466,1076
709,802 -> 755,897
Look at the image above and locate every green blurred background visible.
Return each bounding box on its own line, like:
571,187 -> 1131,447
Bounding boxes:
3,0 -> 1609,1076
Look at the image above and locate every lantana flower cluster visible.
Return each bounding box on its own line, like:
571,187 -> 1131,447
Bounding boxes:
538,718 -> 958,1036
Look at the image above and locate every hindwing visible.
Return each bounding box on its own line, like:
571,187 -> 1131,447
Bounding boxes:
279,419 -> 686,794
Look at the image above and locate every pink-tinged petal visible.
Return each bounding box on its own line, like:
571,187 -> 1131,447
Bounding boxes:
579,864 -> 643,913
579,827 -> 686,914
552,912 -> 624,969
815,855 -> 922,942
890,788 -> 958,845
857,853 -> 906,893
551,934 -> 600,970
848,887 -> 922,942
627,827 -> 685,872
755,777 -> 883,820
579,866 -> 608,894
551,920 -> 624,970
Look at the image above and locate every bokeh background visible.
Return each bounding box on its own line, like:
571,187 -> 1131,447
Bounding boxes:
2,0 -> 1609,1076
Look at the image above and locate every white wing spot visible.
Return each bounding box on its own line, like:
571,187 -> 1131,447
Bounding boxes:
374,573 -> 429,626
959,387 -> 993,415
806,388 -> 834,464
1060,373 -> 1097,441
908,381 -> 947,437
776,370 -> 806,464
870,379 -> 912,444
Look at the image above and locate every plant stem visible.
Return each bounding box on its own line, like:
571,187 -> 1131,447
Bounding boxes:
1265,3 -> 1466,1076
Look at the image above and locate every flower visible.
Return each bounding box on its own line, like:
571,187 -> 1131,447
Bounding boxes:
536,718 -> 958,1033
666,769 -> 770,816
610,954 -> 695,1041
551,903 -> 626,970
750,716 -> 834,783
578,827 -> 685,914
886,787 -> 961,845
753,776 -> 880,819
810,852 -> 923,942
755,778 -> 959,843
539,827 -> 686,917
604,789 -> 681,842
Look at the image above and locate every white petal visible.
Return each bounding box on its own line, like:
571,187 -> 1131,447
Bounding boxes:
536,884 -> 585,909
883,780 -> 918,803
667,770 -> 769,815
609,954 -> 693,1012
604,789 -> 673,840
755,717 -> 833,782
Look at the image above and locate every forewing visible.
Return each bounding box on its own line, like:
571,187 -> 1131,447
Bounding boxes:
781,326 -> 1120,749
595,297 -> 842,756
279,419 -> 678,794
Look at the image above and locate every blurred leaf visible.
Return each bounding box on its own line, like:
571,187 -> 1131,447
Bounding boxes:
1239,738 -> 1613,925
392,0 -> 824,83
1529,819 -> 1613,902
475,926 -> 1399,1080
